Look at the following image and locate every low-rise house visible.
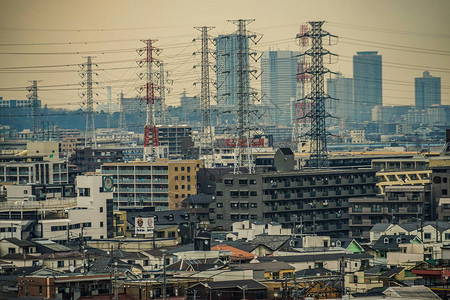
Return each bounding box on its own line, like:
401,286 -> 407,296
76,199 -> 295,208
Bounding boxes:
370,235 -> 423,266
232,260 -> 295,280
186,279 -> 268,300
330,238 -> 365,254
39,251 -> 84,272
211,244 -> 255,263
0,238 -> 37,256
1,253 -> 41,267
257,252 -> 372,272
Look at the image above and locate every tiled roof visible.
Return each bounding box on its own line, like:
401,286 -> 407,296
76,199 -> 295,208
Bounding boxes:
1,238 -> 35,247
211,245 -> 254,261
232,261 -> 294,272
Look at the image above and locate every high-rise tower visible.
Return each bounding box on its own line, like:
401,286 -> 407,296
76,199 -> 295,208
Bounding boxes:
415,71 -> 441,109
353,51 -> 382,123
261,50 -> 299,125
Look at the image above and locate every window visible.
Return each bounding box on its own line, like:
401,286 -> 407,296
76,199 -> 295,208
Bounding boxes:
231,214 -> 239,220
230,202 -> 239,208
39,285 -> 43,295
175,185 -> 179,190
216,191 -> 223,196
445,233 -> 450,240
24,190 -> 28,194
217,214 -> 224,219
239,179 -> 248,185
181,176 -> 185,180
181,194 -> 185,198
371,204 -> 381,212
443,189 -> 448,196
57,261 -> 64,268
175,167 -> 178,171
181,167 -> 185,171
100,222 -> 104,227
230,191 -> 239,197
143,260 -> 149,266
175,194 -> 179,199
353,204 -> 362,212
424,233 -> 431,239
217,202 -> 223,208
240,191 -> 249,197
174,176 -> 178,180
240,202 -> 249,209
224,179 -> 233,185
8,248 -> 15,254
187,176 -> 191,182
249,179 -> 257,185
250,203 -> 258,208
250,215 -> 258,220
181,185 -> 185,189
78,188 -> 90,197
250,191 -> 257,196
187,185 -> 191,191
100,207 -> 103,213
187,167 -> 191,172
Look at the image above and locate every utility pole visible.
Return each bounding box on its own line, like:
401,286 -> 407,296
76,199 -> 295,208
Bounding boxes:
114,262 -> 118,300
163,253 -> 167,300
227,19 -> 261,174
137,40 -> 161,162
194,26 -> 216,168
79,56 -> 97,148
340,256 -> 346,298
26,80 -> 41,135
296,21 -> 337,169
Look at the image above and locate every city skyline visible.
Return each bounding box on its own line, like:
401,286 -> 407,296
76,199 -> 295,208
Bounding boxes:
0,0 -> 449,111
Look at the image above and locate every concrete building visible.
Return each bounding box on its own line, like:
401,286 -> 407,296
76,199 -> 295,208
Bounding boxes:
179,91 -> 200,124
214,169 -> 377,236
216,34 -> 249,108
349,185 -> 431,239
101,160 -> 202,210
353,51 -> 382,123
327,73 -> 354,123
0,174 -> 113,242
415,71 -> 441,109
157,125 -> 192,159
0,158 -> 68,185
261,50 -> 299,125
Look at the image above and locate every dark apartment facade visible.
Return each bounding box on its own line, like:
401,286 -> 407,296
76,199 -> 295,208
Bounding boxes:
214,169 -> 377,237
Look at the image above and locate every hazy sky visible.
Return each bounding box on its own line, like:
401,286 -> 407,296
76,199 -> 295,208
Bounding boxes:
0,0 -> 449,110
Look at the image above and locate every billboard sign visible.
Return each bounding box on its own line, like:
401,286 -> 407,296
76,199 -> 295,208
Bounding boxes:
135,217 -> 155,235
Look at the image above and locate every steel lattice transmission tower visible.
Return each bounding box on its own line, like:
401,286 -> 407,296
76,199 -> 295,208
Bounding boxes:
158,62 -> 171,125
137,40 -> 161,162
79,56 -> 97,148
194,26 -> 216,168
228,19 -> 259,174
26,80 -> 40,133
297,21 -> 337,168
118,91 -> 127,132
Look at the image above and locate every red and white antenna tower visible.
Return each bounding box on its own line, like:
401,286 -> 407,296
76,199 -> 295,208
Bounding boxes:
137,40 -> 161,161
292,24 -> 312,151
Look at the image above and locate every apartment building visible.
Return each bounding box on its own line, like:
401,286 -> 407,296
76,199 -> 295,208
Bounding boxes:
214,169 -> 377,237
101,160 -> 202,210
349,185 -> 431,239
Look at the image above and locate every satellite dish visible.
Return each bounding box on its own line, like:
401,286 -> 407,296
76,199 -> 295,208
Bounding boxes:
69,266 -> 75,273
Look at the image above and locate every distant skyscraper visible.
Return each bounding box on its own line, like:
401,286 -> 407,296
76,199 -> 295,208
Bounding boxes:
327,73 -> 354,123
216,34 -> 249,107
415,71 -> 441,109
261,50 -> 299,125
353,51 -> 382,123
180,90 -> 200,124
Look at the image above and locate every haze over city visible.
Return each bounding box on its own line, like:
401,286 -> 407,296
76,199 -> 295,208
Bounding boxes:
0,0 -> 449,109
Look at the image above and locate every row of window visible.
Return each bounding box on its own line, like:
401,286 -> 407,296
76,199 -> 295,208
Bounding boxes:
217,202 -> 258,209
224,178 -> 257,185
175,185 -> 191,191
174,175 -> 191,181
217,214 -> 258,220
51,222 -> 92,231
174,166 -> 194,172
